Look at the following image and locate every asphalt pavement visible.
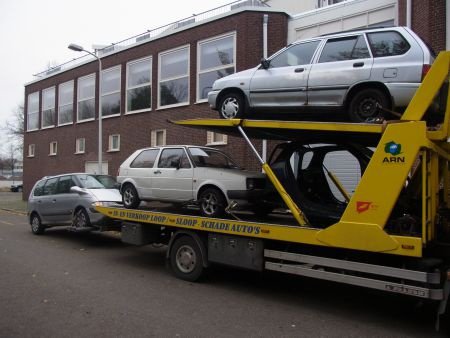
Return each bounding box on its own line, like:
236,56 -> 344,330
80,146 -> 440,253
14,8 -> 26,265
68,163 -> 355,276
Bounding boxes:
0,209 -> 448,337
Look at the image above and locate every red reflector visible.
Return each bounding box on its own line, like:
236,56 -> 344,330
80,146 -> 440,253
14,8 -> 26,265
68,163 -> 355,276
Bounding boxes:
422,64 -> 431,80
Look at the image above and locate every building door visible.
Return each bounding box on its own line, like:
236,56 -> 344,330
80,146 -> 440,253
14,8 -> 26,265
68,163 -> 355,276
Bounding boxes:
85,161 -> 109,175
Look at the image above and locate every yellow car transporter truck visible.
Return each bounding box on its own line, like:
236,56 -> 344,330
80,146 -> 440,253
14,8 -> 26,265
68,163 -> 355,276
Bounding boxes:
95,52 -> 450,327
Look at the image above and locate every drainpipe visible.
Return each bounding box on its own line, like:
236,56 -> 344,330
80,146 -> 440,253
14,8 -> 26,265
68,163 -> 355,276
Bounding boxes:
406,0 -> 412,28
262,14 -> 268,164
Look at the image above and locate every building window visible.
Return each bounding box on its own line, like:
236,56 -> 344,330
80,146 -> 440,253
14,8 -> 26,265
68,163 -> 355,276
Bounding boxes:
151,129 -> 166,146
108,134 -> 120,151
58,80 -> 74,125
77,74 -> 95,122
75,138 -> 85,154
102,66 -> 121,117
27,92 -> 39,131
207,131 -> 227,145
28,144 -> 35,157
42,87 -> 56,128
49,141 -> 57,156
126,57 -> 152,113
319,0 -> 345,7
159,46 -> 189,108
197,33 -> 235,101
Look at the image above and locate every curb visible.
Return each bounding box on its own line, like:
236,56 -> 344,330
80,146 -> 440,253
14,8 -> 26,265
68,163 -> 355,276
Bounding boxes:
0,208 -> 27,216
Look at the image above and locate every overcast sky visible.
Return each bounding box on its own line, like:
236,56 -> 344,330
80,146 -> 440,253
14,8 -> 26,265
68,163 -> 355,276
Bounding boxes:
0,0 -> 232,157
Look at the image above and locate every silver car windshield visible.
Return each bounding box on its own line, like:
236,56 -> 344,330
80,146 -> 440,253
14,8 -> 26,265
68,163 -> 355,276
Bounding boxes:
75,174 -> 109,189
188,147 -> 239,169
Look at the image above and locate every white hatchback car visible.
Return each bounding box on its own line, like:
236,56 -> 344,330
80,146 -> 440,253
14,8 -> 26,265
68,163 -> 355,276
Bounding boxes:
117,146 -> 267,218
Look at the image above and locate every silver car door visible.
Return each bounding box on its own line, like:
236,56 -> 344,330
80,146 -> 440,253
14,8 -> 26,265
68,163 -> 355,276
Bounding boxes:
308,35 -> 373,106
152,148 -> 194,201
38,177 -> 59,224
52,175 -> 78,224
249,40 -> 321,108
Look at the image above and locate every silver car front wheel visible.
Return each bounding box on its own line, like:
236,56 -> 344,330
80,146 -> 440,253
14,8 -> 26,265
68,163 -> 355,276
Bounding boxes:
73,208 -> 90,228
219,92 -> 245,119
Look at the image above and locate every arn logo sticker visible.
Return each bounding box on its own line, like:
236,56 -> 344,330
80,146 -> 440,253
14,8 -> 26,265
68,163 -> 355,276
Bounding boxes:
383,141 -> 405,164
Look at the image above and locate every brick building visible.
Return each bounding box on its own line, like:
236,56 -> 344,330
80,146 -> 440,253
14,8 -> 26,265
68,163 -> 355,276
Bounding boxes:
23,0 -> 447,196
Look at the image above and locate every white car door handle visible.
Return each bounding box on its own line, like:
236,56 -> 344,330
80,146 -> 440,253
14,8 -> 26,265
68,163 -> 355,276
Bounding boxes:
154,170 -> 161,174
294,68 -> 305,73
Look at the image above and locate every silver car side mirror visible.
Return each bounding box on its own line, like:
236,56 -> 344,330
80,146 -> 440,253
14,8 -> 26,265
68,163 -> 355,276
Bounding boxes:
70,186 -> 88,195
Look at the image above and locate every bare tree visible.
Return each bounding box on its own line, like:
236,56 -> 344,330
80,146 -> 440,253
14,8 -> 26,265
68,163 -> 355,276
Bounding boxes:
6,144 -> 18,182
4,103 -> 24,153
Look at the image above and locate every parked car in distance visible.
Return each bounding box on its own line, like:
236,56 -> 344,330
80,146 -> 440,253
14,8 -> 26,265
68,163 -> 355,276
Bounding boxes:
27,173 -> 122,235
208,26 -> 434,122
10,184 -> 23,192
117,145 -> 267,218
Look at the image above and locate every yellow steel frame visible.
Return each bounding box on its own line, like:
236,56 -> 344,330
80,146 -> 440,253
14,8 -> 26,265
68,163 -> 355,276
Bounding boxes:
97,52 -> 450,258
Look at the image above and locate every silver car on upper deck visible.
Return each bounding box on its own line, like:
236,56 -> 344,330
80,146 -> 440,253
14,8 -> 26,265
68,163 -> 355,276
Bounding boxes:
208,26 -> 434,122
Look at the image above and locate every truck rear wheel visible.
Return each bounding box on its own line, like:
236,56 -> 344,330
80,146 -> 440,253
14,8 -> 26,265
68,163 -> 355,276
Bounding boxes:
169,235 -> 205,282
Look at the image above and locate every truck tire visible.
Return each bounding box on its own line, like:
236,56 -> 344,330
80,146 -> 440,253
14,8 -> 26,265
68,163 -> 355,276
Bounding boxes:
30,213 -> 45,235
169,235 -> 205,282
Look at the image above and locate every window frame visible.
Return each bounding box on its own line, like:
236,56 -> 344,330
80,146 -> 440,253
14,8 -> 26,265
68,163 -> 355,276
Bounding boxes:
151,129 -> 167,147
126,56 -> 152,114
28,144 -> 35,158
77,73 -> 96,123
108,134 -> 120,152
42,86 -> 56,129
158,45 -> 190,109
206,131 -> 228,146
101,65 -> 121,118
27,91 -> 40,132
75,137 -> 86,154
49,141 -> 58,156
197,32 -> 236,103
58,80 -> 74,126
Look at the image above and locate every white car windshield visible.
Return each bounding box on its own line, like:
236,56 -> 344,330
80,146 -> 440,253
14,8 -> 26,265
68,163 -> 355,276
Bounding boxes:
188,147 -> 239,169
